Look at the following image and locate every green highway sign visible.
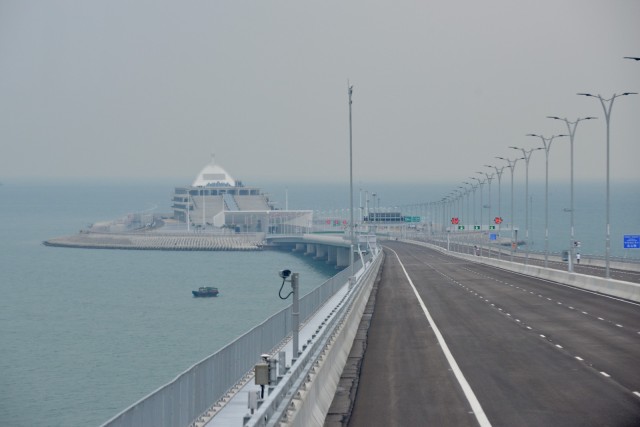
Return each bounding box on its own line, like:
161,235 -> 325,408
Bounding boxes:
404,216 -> 421,223
474,225 -> 481,230
489,225 -> 496,230
458,225 -> 465,230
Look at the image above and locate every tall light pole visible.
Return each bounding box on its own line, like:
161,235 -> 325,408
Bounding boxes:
477,171 -> 495,228
547,115 -> 596,272
577,92 -> 637,278
457,186 -> 466,226
472,176 -> 486,255
348,84 -> 355,253
471,177 -> 486,230
526,134 -> 567,268
468,179 -> 479,226
477,171 -> 494,257
463,181 -> 472,227
509,146 -> 543,265
497,156 -> 523,262
486,165 -> 505,259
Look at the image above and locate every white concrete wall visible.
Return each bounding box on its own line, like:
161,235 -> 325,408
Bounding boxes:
404,239 -> 640,302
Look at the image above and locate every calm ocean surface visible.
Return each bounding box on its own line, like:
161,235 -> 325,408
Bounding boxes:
0,179 -> 638,426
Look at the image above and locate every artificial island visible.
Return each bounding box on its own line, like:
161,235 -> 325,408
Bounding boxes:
44,157 -> 313,251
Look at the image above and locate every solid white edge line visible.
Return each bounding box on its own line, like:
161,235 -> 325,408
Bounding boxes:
389,247 -> 492,427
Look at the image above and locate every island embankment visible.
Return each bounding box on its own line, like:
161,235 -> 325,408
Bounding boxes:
43,231 -> 265,251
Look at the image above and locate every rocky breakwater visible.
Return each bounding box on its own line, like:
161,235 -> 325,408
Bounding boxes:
44,231 -> 265,251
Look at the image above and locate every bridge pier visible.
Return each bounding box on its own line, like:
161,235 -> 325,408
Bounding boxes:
314,245 -> 328,261
293,243 -> 305,253
337,247 -> 350,268
305,244 -> 316,256
327,246 -> 338,266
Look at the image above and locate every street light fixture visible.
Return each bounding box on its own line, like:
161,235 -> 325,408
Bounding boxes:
547,115 -> 596,272
472,176 -> 486,256
485,165 -> 505,259
348,84 -> 355,275
471,176 -> 486,231
509,146 -> 543,264
526,133 -> 567,268
496,156 -> 524,262
577,92 -> 637,278
477,171 -> 495,227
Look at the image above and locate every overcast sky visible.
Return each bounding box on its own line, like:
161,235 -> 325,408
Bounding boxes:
1,0 -> 638,185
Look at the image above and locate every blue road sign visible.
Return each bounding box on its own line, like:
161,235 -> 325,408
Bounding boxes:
623,235 -> 640,249
489,234 -> 497,241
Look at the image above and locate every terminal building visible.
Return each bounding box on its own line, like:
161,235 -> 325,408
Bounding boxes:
171,158 -> 312,234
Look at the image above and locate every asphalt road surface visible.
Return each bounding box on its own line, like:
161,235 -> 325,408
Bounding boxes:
349,241 -> 640,426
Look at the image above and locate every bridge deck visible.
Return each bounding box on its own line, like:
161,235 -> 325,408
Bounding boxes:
341,241 -> 640,426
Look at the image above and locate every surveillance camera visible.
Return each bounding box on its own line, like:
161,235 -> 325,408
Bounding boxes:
261,353 -> 271,362
279,269 -> 292,279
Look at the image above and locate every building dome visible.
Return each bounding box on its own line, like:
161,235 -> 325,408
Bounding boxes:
192,157 -> 236,187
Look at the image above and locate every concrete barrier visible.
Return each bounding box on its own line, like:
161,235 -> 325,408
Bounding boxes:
285,254 -> 382,426
403,239 -> 640,303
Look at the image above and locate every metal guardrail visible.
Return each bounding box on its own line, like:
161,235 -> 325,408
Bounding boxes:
100,258 -> 366,427
245,250 -> 382,426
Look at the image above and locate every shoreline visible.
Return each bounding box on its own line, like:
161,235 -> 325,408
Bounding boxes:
43,231 -> 265,251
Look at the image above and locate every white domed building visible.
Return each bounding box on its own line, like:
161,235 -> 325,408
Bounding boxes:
172,157 -> 312,234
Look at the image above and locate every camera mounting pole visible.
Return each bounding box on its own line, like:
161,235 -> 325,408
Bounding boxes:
291,272 -> 300,359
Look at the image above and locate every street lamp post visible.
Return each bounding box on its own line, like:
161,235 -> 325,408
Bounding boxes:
497,156 -> 523,262
471,177 -> 486,230
526,134 -> 567,268
486,165 -> 505,259
468,180 -> 478,226
509,146 -> 543,265
458,186 -> 466,226
471,176 -> 485,254
477,171 -> 495,257
547,115 -> 596,272
348,84 -> 355,275
463,182 -> 473,253
577,92 -> 637,278
463,182 -> 472,227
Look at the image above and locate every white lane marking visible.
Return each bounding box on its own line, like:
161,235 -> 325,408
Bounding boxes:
389,248 -> 492,427
616,324 -> 623,328
597,317 -> 604,321
540,334 -> 546,338
582,311 -> 588,315
575,356 -> 584,361
555,344 -> 563,349
600,372 -> 610,378
633,391 -> 640,398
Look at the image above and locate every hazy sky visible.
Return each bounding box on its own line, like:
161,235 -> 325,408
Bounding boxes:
1,0 -> 639,185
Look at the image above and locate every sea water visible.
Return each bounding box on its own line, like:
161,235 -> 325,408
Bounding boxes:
0,180 -> 338,427
0,179 -> 638,426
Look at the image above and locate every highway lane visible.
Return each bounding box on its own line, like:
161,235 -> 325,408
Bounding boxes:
349,241 -> 640,426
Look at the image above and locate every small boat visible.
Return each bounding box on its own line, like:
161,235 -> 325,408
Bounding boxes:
192,286 -> 219,297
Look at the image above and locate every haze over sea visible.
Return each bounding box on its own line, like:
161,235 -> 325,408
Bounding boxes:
0,179 -> 638,427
